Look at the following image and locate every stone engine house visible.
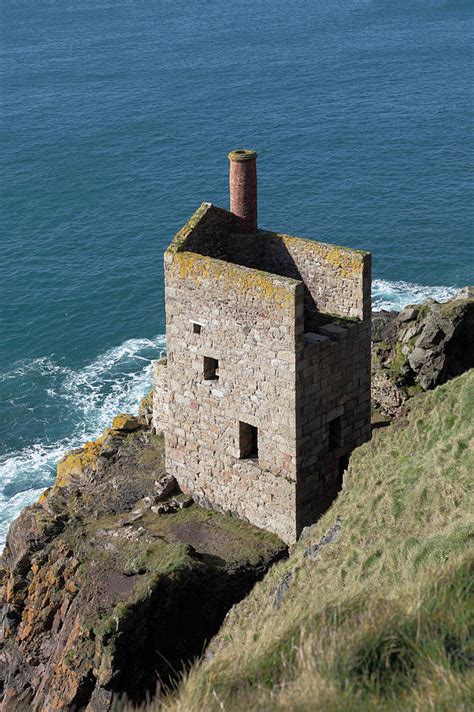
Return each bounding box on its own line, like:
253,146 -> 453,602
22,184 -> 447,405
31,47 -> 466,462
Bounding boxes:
153,150 -> 372,543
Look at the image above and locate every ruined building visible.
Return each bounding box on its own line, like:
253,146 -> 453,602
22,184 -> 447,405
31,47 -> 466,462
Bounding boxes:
153,150 -> 372,543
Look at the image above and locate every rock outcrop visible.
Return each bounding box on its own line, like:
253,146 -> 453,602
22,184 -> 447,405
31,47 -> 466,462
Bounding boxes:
371,289 -> 474,416
0,410 -> 286,711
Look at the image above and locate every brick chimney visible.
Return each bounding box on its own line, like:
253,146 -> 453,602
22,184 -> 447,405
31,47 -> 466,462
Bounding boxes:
228,149 -> 257,233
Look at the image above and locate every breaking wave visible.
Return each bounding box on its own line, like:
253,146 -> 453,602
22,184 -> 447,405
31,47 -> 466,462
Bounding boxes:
0,335 -> 166,547
372,279 -> 459,311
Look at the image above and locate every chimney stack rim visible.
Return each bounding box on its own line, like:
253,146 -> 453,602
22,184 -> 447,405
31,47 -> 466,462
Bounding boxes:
228,149 -> 257,162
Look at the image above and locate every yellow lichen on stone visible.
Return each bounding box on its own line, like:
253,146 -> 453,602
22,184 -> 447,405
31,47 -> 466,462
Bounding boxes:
95,431 -> 108,447
174,252 -> 298,309
112,414 -> 140,432
37,488 -> 51,504
55,440 -> 102,489
276,233 -> 364,279
322,244 -> 362,278
167,202 -> 212,254
38,413 -> 140,506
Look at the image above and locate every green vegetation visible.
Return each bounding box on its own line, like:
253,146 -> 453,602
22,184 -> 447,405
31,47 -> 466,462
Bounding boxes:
153,370 -> 473,711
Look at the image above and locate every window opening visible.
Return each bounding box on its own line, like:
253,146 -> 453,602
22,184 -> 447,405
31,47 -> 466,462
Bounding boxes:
203,356 -> 219,380
239,421 -> 258,459
328,416 -> 342,452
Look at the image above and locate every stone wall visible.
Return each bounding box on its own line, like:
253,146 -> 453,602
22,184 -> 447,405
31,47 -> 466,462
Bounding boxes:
296,320 -> 371,531
157,202 -> 371,543
152,358 -> 168,434
163,247 -> 304,543
178,203 -> 241,262
262,232 -> 371,322
179,204 -> 371,324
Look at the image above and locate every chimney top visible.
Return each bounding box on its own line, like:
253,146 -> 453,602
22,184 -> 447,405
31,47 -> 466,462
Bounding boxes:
228,149 -> 257,162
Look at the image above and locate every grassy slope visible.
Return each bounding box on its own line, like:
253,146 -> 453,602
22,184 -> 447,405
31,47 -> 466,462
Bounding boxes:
159,370 -> 474,711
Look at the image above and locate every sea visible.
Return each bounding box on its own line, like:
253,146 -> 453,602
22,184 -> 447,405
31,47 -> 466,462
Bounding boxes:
1,0 -> 472,546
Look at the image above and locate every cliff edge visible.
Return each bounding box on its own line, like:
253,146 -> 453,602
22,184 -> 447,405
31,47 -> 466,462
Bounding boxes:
0,289 -> 472,711
163,369 -> 473,712
0,413 -> 286,710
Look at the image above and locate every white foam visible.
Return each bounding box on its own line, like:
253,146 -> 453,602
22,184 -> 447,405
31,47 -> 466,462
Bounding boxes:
372,279 -> 458,312
60,335 -> 166,438
0,440 -> 73,547
0,335 -> 166,547
0,487 -> 48,533
0,356 -> 72,384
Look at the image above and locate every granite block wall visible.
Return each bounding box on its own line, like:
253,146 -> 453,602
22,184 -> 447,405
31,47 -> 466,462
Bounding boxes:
295,320 -> 371,532
163,246 -> 304,543
152,358 -> 168,434
155,202 -> 371,543
181,204 -> 371,321
262,232 -> 371,321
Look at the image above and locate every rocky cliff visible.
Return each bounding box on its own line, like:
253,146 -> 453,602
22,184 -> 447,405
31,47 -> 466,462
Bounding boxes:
1,288 -> 472,711
371,288 -> 474,416
0,412 -> 286,710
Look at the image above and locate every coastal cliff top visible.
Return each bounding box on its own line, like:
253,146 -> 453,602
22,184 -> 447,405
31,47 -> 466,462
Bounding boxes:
0,414 -> 285,710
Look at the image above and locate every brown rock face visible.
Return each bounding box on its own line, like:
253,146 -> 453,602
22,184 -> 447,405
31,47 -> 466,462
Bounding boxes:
0,413 -> 286,711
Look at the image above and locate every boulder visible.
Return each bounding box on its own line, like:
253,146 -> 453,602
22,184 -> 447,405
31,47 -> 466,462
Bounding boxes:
396,304 -> 419,324
154,473 -> 177,501
372,310 -> 398,343
111,414 -> 141,432
371,372 -> 407,417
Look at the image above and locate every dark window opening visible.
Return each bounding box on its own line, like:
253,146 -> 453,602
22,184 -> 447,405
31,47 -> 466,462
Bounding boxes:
328,416 -> 342,452
193,323 -> 202,334
203,356 -> 219,380
239,422 -> 258,459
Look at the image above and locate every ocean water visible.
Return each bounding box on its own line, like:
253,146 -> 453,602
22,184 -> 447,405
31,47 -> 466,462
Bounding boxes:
1,0 -> 472,546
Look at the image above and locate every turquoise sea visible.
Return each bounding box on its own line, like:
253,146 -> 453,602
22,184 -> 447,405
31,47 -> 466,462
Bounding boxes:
1,0 -> 473,544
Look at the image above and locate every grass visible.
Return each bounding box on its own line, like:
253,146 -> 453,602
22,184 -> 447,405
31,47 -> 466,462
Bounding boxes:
144,369 -> 474,711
